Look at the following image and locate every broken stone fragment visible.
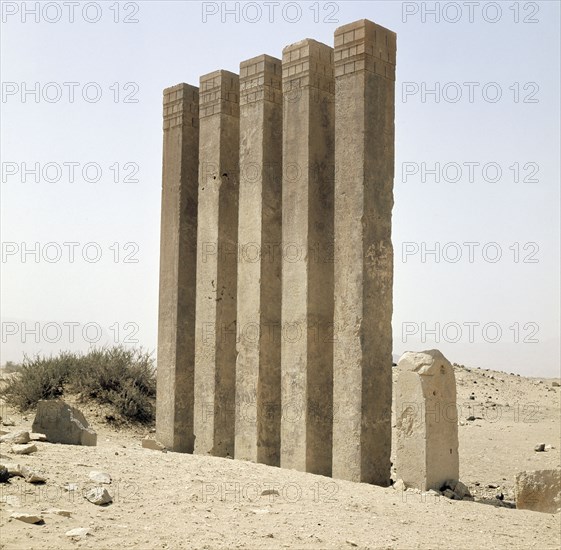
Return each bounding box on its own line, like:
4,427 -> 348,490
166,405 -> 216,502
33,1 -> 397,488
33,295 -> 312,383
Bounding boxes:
515,469 -> 561,513
0,430 -> 30,444
84,486 -> 113,506
66,527 -> 90,538
32,400 -> 97,446
11,443 -> 37,455
141,437 -> 165,451
89,471 -> 111,484
10,512 -> 43,524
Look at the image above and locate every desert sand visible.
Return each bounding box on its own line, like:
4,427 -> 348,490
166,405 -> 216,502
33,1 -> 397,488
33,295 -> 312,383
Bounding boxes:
1,363 -> 560,549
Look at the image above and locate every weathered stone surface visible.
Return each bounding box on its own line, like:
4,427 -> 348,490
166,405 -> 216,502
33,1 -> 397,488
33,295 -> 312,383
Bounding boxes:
280,38 -> 335,477
235,54 -> 282,466
142,437 -> 165,451
194,70 -> 240,458
32,400 -> 96,446
0,430 -> 30,445
156,83 -> 200,454
515,469 -> 561,513
396,350 -> 459,491
89,471 -> 111,484
84,487 -> 113,506
332,19 -> 396,486
10,512 -> 43,524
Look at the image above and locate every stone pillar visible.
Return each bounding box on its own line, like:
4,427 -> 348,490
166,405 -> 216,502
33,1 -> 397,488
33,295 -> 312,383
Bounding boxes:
194,70 -> 240,457
332,19 -> 396,485
395,350 -> 459,491
235,55 -> 283,465
156,83 -> 199,453
281,39 -> 334,476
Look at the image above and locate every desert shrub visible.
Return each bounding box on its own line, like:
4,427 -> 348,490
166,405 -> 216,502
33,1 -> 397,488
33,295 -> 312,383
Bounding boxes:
0,346 -> 155,423
69,346 -> 156,422
0,353 -> 74,410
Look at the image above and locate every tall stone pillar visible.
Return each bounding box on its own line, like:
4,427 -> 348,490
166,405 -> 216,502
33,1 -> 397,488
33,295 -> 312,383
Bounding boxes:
194,70 -> 240,457
156,83 -> 199,453
235,55 -> 283,465
281,39 -> 335,476
332,19 -> 396,485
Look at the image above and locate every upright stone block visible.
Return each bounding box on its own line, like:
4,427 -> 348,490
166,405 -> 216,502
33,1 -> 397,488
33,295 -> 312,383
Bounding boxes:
194,70 -> 240,457
332,19 -> 396,485
156,83 -> 199,452
395,350 -> 459,491
281,39 -> 335,476
235,55 -> 282,465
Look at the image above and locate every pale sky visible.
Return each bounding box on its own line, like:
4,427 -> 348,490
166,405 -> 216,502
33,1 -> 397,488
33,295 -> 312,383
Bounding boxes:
1,1 -> 560,377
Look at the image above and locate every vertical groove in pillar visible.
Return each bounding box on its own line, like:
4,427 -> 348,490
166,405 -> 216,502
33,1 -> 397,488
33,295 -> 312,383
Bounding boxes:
194,70 -> 240,457
156,83 -> 199,453
332,19 -> 396,485
281,39 -> 335,476
236,55 -> 283,465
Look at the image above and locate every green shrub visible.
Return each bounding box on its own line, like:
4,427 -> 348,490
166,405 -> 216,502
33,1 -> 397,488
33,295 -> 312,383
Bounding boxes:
0,346 -> 155,423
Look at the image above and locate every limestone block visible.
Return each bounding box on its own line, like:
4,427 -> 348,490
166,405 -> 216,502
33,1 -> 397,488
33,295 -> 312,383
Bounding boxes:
396,350 -> 459,491
32,400 -> 96,446
515,469 -> 561,513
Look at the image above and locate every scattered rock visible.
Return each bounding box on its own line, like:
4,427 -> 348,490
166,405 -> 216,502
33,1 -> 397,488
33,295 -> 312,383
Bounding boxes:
0,430 -> 30,444
534,443 -> 546,452
64,483 -> 79,492
2,418 -> 15,426
89,471 -> 111,484
442,489 -> 457,500
392,479 -> 405,491
552,381 -> 560,387
29,433 -> 47,442
451,480 -> 471,499
141,438 -> 165,451
515,469 -> 561,513
0,465 -> 9,483
10,512 -> 43,524
545,444 -> 555,451
21,467 -> 47,484
11,443 -> 37,455
346,541 -> 358,547
261,489 -> 279,497
85,487 -> 113,506
32,400 -> 97,446
496,493 -> 504,500
466,416 -> 476,421
487,483 -> 499,489
66,527 -> 90,539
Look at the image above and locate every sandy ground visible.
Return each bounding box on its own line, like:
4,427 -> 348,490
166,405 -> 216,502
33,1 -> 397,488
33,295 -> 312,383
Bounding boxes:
1,364 -> 560,549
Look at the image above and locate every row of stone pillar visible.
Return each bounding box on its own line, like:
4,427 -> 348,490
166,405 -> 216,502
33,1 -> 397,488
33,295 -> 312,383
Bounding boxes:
156,19 -> 397,485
